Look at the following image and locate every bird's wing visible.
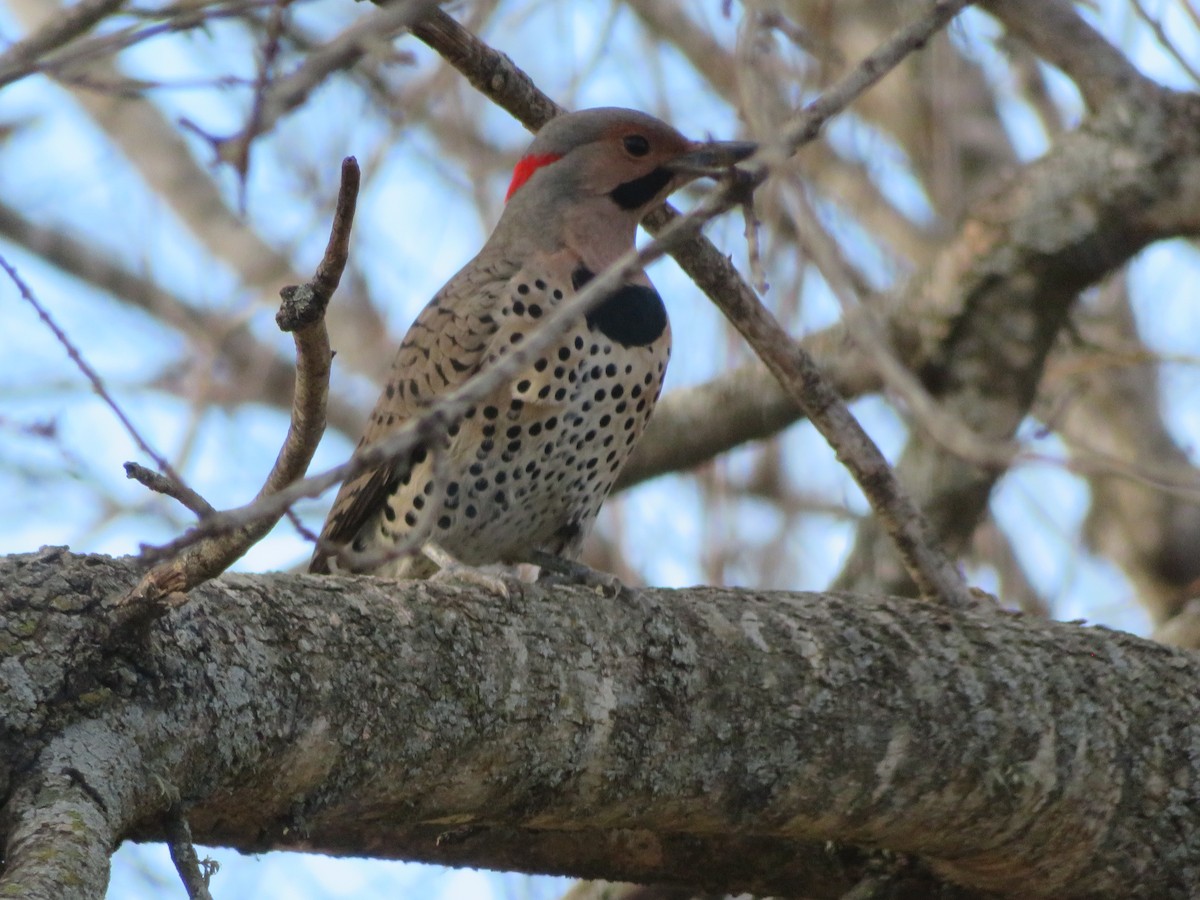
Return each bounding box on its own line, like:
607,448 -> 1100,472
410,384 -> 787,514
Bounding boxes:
309,253 -> 518,573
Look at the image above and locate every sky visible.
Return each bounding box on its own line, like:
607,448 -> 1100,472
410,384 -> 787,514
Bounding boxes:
2,0 -> 1199,897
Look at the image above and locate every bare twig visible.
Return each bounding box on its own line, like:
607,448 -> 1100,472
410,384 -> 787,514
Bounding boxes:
2,2 -> 272,89
408,8 -> 563,127
165,806 -> 216,900
1129,0 -> 1200,85
124,462 -> 217,519
0,196 -> 363,436
226,0 -> 290,208
0,0 -> 126,89
1,254 -> 204,506
213,0 -> 432,168
123,157 -> 359,606
779,180 -> 1017,471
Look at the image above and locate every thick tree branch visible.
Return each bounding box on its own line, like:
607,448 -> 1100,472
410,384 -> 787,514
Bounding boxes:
3,549 -> 1200,898
836,16 -> 1200,596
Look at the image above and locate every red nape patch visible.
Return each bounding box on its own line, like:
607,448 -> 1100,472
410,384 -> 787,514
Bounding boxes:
505,153 -> 562,202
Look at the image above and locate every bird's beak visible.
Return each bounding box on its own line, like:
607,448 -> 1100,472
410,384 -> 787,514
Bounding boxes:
665,140 -> 757,177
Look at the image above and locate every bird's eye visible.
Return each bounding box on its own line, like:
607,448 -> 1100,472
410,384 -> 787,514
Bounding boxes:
623,135 -> 650,157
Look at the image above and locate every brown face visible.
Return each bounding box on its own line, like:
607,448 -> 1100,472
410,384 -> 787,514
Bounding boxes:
592,120 -> 697,211
504,108 -> 754,217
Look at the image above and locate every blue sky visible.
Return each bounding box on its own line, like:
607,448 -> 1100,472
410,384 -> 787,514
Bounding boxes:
3,1 -> 1199,896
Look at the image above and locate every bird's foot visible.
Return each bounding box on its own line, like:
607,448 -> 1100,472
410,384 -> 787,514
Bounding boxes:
528,550 -> 626,598
424,543 -> 516,599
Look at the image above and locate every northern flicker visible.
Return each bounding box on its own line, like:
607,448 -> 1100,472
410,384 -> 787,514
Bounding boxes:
310,108 -> 753,578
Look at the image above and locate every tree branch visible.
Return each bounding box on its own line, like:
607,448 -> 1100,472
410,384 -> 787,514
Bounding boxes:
836,16 -> 1200,597
0,0 -> 126,89
980,0 -> 1156,109
122,157 -> 359,607
4,549 -> 1200,898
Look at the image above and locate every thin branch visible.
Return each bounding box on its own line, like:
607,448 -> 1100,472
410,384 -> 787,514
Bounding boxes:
123,157 -> 359,607
226,0 -> 290,208
165,806 -> 216,900
0,0 -> 127,89
124,462 -> 217,519
1129,0 -> 1200,85
2,2 -> 272,88
980,0 -> 1156,109
0,196 -> 364,436
1,253 -> 204,505
778,180 -> 1016,471
211,0 -> 432,168
408,8 -> 564,127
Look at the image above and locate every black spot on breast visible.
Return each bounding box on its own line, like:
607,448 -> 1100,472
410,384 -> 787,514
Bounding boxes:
610,168 -> 672,210
586,284 -> 667,348
572,267 -> 594,290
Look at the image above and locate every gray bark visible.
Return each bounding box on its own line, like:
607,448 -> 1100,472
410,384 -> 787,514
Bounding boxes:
3,548 -> 1199,898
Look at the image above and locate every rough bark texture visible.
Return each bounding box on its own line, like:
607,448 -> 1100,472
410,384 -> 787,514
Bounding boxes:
836,83 -> 1200,595
3,549 -> 1200,898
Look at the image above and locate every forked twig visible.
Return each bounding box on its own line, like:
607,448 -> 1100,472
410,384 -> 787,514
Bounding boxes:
120,156 -> 360,611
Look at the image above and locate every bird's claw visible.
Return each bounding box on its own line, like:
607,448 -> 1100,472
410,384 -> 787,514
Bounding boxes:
529,551 -> 626,598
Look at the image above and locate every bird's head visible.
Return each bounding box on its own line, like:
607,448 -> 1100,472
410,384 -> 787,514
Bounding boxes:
497,108 -> 754,262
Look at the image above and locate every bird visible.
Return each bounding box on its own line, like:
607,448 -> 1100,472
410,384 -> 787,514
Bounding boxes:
310,107 -> 754,581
